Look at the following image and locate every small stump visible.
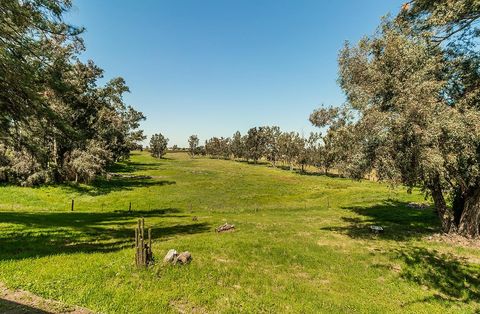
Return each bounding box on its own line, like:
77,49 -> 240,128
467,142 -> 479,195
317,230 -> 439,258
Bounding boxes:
135,218 -> 153,267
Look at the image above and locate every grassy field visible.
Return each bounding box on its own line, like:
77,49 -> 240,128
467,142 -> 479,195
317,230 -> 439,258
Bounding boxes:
0,151 -> 479,313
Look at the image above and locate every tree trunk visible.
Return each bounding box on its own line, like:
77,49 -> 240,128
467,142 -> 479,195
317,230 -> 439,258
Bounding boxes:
457,188 -> 480,238
429,177 -> 456,234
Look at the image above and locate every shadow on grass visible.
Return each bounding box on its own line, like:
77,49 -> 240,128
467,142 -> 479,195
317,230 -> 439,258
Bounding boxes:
62,177 -> 176,196
233,159 -> 270,166
321,200 -> 440,241
398,247 -> 480,304
295,170 -> 343,178
0,208 -> 210,261
322,200 -> 480,303
0,299 -> 50,314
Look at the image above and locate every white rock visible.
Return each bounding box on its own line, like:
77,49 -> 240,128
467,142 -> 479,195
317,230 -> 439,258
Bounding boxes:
163,249 -> 178,263
370,225 -> 384,233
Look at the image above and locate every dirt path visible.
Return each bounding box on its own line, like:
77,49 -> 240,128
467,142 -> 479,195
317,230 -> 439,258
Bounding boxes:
0,282 -> 93,314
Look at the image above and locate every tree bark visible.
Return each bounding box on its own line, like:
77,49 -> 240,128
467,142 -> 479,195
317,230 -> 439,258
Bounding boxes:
429,177 -> 456,234
457,188 -> 480,238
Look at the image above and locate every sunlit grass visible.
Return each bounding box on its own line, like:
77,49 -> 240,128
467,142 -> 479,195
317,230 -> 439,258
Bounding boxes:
0,151 -> 478,313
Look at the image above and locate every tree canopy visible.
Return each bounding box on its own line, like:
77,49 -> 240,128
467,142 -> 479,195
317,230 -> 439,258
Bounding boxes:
0,0 -> 145,185
311,0 -> 480,237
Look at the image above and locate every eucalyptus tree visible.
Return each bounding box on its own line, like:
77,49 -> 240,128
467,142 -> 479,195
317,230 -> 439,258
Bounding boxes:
264,126 -> 282,167
149,134 -> 169,158
205,137 -> 230,159
309,108 -> 349,175
245,127 -> 269,163
298,132 -> 321,173
188,135 -> 200,157
312,0 -> 480,237
230,131 -> 245,160
278,131 -> 303,171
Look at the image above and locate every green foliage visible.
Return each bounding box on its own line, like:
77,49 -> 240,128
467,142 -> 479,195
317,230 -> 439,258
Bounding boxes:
0,0 -> 145,185
149,133 -> 169,158
311,1 -> 480,237
205,136 -> 230,159
188,134 -> 199,157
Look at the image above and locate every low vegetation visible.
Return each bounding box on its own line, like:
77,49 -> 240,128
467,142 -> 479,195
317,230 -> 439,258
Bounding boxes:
0,151 -> 478,313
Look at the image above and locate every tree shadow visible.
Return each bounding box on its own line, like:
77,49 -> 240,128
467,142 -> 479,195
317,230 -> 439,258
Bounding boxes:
295,170 -> 343,178
0,209 -> 210,261
62,177 -> 176,196
0,299 -> 51,314
321,200 -> 440,241
397,247 -> 480,304
233,159 -> 270,166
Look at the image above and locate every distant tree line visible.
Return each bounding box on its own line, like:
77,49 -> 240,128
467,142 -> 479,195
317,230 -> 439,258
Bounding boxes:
0,0 -> 145,185
189,127 -> 330,173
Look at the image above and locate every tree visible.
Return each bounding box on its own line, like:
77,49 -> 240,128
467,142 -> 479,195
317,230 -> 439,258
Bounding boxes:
313,1 -> 480,237
188,135 -> 199,157
150,134 -> 168,158
245,127 -> 268,163
264,126 -> 282,167
0,0 -> 145,185
309,107 -> 348,175
278,131 -> 303,171
205,137 -> 230,159
230,131 -> 245,160
298,132 -> 321,173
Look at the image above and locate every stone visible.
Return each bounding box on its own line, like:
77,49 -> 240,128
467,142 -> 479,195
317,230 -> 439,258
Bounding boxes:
370,225 -> 384,234
163,249 -> 178,263
216,223 -> 235,233
175,251 -> 192,265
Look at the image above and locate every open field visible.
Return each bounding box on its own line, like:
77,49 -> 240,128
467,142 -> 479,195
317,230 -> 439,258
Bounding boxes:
0,151 -> 479,313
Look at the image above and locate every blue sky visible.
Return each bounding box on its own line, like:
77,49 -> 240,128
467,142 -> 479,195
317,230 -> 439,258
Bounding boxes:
66,0 -> 403,147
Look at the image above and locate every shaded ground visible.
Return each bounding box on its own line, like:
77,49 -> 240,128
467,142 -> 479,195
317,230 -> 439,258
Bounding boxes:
321,200 -> 440,241
0,208 -> 210,261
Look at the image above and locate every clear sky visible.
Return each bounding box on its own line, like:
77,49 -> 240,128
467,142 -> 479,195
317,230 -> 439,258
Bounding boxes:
66,0 -> 403,147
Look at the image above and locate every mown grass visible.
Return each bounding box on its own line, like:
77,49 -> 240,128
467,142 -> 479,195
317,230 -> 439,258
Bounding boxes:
0,151 -> 479,313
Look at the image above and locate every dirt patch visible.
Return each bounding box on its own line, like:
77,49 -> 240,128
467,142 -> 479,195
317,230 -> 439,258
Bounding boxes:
169,299 -> 207,314
0,282 -> 93,314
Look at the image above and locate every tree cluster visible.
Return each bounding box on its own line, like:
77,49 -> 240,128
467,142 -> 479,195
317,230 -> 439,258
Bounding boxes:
200,127 -> 325,172
0,0 -> 145,185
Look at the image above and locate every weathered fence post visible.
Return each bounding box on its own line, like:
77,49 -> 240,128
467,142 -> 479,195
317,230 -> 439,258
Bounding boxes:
71,199 -> 74,211
129,202 -> 132,212
135,218 -> 153,267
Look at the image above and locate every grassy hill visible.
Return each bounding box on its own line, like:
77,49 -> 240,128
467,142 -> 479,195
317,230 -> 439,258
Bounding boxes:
0,151 -> 478,313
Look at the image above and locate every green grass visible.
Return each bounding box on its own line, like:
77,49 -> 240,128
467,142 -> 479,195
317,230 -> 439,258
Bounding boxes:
0,151 -> 479,313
